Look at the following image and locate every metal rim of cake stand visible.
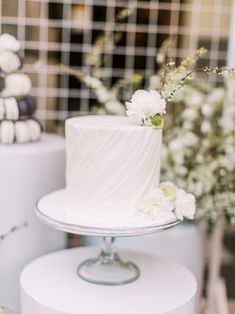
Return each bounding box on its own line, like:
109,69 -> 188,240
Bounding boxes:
36,194 -> 181,286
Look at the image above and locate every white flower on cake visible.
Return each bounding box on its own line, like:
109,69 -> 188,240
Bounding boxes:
0,33 -> 20,52
160,181 -> 177,199
125,89 -> 166,128
137,188 -> 175,220
137,181 -> 196,221
175,189 -> 196,220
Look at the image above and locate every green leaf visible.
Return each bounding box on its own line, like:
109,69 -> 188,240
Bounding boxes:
150,114 -> 165,129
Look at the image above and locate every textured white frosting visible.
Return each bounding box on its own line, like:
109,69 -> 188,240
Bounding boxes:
66,115 -> 162,218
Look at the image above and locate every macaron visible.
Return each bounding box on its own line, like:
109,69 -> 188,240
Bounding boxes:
1,73 -> 32,97
15,120 -> 30,143
18,96 -> 37,117
0,120 -> 14,144
4,97 -> 19,120
0,33 -> 20,53
26,119 -> 41,142
0,98 -> 5,120
0,51 -> 21,73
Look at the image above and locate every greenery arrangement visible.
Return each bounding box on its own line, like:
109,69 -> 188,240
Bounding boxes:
149,38 -> 235,224
161,82 -> 235,223
61,7 -> 235,224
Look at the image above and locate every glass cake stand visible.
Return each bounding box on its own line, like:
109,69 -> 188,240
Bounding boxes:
36,189 -> 181,286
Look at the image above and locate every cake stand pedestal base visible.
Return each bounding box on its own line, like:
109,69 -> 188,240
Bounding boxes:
77,237 -> 139,285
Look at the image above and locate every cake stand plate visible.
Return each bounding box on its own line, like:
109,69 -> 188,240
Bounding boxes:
36,189 -> 180,237
36,189 -> 181,286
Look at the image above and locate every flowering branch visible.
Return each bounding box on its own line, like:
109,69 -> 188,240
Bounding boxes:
111,74 -> 143,96
0,305 -> 9,314
85,5 -> 136,75
156,35 -> 176,65
159,48 -> 208,99
161,63 -> 235,101
60,64 -> 84,81
0,222 -> 28,241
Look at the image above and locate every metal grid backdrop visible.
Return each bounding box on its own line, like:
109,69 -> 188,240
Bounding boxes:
0,0 -> 232,132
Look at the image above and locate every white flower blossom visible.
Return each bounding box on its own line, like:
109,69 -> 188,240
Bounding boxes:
186,90 -> 204,108
83,76 -> 102,89
207,87 -> 224,103
169,132 -> 199,151
176,166 -> 187,176
218,156 -> 235,171
159,181 -> 177,199
175,189 -> 196,220
182,121 -> 193,131
94,86 -> 110,103
182,108 -> 198,121
186,167 -> 215,197
219,105 -> 235,132
169,138 -> 184,152
156,52 -> 165,64
184,132 -> 199,147
201,120 -> 212,134
138,182 -> 196,221
105,100 -> 125,115
173,153 -> 184,166
195,154 -> 204,164
149,75 -> 161,90
201,103 -> 214,118
125,89 -> 166,125
0,33 -> 20,52
138,188 -> 175,220
226,77 -> 235,102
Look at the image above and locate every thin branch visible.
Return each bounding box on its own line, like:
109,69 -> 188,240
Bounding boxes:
165,66 -> 235,100
0,222 -> 28,241
59,64 -> 84,81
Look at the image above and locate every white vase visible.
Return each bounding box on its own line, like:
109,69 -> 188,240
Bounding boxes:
0,134 -> 67,314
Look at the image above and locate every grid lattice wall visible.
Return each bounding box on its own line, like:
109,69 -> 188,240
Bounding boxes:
0,0 -> 232,132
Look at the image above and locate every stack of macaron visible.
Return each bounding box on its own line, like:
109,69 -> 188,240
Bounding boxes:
0,33 -> 41,144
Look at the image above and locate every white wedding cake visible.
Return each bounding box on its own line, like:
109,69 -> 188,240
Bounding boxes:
66,115 -> 162,218
65,90 -> 196,222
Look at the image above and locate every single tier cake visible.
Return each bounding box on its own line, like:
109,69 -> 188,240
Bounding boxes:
65,115 -> 162,218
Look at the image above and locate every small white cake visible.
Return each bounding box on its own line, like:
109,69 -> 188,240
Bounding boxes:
66,115 -> 162,218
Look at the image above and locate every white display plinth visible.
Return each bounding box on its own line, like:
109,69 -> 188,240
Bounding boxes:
21,247 -> 197,314
0,134 -> 67,313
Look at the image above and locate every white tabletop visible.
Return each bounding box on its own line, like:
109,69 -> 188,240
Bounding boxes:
21,247 -> 197,314
0,133 -> 64,155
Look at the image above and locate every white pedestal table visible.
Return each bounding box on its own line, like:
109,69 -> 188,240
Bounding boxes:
21,247 -> 197,314
0,134 -> 67,313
